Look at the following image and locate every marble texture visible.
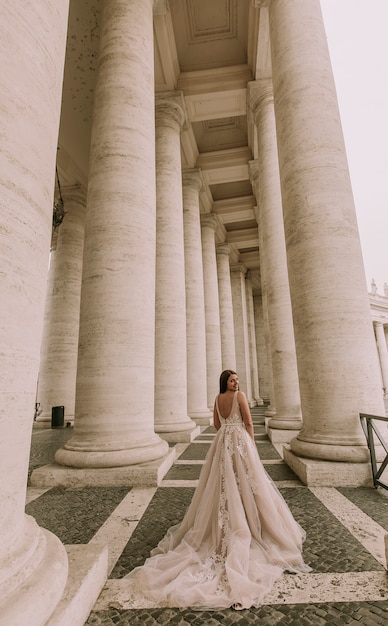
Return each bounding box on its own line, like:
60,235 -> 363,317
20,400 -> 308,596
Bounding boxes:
216,244 -> 237,371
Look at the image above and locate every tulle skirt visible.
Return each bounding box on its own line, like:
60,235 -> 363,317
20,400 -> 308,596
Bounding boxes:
123,423 -> 311,609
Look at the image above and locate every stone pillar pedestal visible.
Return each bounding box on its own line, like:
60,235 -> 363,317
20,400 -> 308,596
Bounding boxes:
37,186 -> 86,425
201,214 -> 223,407
230,264 -> 253,404
216,244 -> 236,370
182,169 -> 212,425
153,96 -> 198,442
0,1 -> 70,622
52,0 -> 170,473
266,0 -> 385,475
246,274 -> 263,405
249,83 -> 302,439
374,322 -> 388,398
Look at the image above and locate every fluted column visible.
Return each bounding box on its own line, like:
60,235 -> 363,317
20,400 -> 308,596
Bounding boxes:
201,214 -> 223,407
55,0 -> 169,469
153,96 -> 197,440
182,170 -> 212,425
0,1 -> 69,623
37,186 -> 86,424
249,84 -> 302,435
216,244 -> 236,370
246,274 -> 263,404
253,292 -> 271,402
230,264 -> 253,403
264,0 -> 385,463
374,322 -> 388,397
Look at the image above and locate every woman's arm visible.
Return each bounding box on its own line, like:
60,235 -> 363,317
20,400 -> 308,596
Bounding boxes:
238,391 -> 254,440
213,400 -> 221,431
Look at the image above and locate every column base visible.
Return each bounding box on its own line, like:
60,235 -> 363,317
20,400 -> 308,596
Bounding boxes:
0,522 -> 68,626
46,544 -> 108,626
158,425 -> 201,443
188,409 -> 213,426
265,405 -> 276,417
268,417 -> 302,430
283,446 -> 373,487
29,448 -> 176,488
267,426 -> 300,443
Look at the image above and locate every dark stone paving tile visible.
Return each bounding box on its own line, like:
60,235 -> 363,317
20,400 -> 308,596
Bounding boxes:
256,442 -> 281,460
337,487 -> 388,531
280,488 -> 384,573
164,464 -> 202,480
28,427 -> 74,474
111,488 -> 195,578
25,486 -> 130,544
86,601 -> 388,625
179,443 -> 210,461
265,464 -> 300,482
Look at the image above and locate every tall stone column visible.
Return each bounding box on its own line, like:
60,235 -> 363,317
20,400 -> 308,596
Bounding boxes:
246,274 -> 263,404
0,1 -> 69,623
374,322 -> 388,397
253,292 -> 270,402
201,214 -> 223,407
249,84 -> 302,438
216,244 -> 236,370
262,0 -> 385,468
153,95 -> 197,440
55,0 -> 169,470
182,170 -> 212,425
230,264 -> 253,403
37,186 -> 86,424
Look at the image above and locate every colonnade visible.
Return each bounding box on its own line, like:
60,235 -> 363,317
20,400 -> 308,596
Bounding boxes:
1,0 -> 386,623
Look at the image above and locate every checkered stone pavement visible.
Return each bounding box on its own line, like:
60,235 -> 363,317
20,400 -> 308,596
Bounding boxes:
26,419 -> 388,625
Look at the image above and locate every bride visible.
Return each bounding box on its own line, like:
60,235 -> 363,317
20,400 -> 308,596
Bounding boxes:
124,369 -> 311,610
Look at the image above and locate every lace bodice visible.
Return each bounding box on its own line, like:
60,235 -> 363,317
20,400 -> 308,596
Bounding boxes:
215,391 -> 243,426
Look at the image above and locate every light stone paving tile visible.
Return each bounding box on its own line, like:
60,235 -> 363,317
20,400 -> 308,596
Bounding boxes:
173,443 -> 191,456
310,486 -> 387,568
25,487 -> 51,504
88,487 -> 156,575
93,571 -> 388,610
160,480 -> 199,488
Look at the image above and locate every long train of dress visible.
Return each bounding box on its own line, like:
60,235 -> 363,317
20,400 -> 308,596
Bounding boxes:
124,391 -> 311,610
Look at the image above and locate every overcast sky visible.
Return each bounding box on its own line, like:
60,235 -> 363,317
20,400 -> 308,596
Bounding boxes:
320,0 -> 388,294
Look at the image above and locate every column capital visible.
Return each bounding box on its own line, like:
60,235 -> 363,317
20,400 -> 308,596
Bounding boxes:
252,0 -> 269,7
155,91 -> 187,131
248,159 -> 260,188
247,79 -> 274,125
216,243 -> 233,257
182,168 -> 203,192
230,263 -> 248,278
374,321 -> 384,329
200,212 -> 218,230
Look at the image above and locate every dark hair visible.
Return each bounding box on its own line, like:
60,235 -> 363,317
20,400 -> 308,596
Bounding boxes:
219,369 -> 237,394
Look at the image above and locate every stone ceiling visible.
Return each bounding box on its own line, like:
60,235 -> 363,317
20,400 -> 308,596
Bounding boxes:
58,0 -> 272,290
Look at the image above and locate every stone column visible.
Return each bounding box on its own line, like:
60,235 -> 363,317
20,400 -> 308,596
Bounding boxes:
374,322 -> 388,397
0,1 -> 69,623
153,95 -> 197,440
253,292 -> 270,402
55,0 -> 169,470
246,274 -> 263,404
230,264 -> 253,403
37,186 -> 86,424
249,84 -> 302,438
182,169 -> 212,425
201,214 -> 223,407
216,244 -> 236,370
264,0 -> 385,467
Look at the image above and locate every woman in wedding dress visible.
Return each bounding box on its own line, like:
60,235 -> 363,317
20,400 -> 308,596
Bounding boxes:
124,370 -> 311,610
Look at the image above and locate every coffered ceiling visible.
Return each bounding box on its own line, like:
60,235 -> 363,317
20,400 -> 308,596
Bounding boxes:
58,0 -> 272,290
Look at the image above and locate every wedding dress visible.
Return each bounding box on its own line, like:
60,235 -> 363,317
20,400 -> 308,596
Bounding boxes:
124,390 -> 311,610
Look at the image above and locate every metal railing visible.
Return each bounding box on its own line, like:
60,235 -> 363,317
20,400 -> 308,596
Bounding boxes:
360,413 -> 388,490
